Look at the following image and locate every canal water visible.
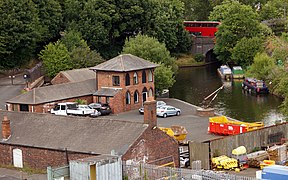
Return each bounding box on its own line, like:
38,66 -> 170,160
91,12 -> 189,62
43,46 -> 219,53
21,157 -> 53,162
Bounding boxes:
170,63 -> 285,125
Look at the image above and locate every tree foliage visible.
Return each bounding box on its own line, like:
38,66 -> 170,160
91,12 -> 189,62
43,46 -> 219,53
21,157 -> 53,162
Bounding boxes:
0,0 -> 40,68
40,41 -> 71,78
122,34 -> 176,93
245,52 -> 276,80
33,0 -> 62,43
259,0 -> 288,20
40,31 -> 103,78
154,64 -> 176,95
63,0 -> 189,59
209,0 -> 263,63
231,37 -> 264,67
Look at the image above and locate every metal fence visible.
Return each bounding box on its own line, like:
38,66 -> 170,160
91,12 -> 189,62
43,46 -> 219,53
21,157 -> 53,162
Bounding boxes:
122,162 -> 257,180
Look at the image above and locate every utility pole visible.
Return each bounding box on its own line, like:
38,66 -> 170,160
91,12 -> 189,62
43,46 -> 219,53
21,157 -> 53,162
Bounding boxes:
8,75 -> 15,85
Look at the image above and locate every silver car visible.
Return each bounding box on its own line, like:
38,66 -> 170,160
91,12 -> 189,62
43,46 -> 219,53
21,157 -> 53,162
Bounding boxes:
139,101 -> 167,114
157,105 -> 181,118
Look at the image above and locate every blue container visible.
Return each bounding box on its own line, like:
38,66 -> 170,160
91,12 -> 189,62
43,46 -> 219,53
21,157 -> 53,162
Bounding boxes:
262,165 -> 288,180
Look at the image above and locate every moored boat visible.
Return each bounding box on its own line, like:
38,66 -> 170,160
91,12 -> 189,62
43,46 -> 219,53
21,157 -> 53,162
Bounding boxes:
217,65 -> 232,80
242,78 -> 269,94
232,66 -> 244,79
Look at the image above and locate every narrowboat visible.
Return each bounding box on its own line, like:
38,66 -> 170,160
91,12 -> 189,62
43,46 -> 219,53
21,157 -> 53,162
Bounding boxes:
232,66 -> 245,79
242,78 -> 269,94
217,65 -> 232,80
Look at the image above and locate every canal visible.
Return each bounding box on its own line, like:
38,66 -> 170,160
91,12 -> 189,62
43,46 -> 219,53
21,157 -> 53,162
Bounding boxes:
170,63 -> 285,125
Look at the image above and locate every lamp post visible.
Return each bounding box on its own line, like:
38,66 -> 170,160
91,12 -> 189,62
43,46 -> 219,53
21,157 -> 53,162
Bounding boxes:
23,74 -> 28,88
8,75 -> 15,85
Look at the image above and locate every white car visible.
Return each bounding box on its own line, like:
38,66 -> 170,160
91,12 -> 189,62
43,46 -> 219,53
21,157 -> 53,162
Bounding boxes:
139,101 -> 167,114
78,105 -> 100,117
156,105 -> 181,118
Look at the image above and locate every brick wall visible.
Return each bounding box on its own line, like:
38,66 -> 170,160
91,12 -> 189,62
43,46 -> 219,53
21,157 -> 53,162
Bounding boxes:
9,95 -> 94,113
122,127 -> 179,167
51,73 -> 71,85
0,144 -> 96,170
96,69 -> 155,114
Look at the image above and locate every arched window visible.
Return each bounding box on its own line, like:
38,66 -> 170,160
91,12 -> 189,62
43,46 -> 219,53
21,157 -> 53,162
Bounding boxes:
126,91 -> 131,104
133,72 -> 138,84
149,88 -> 153,97
134,91 -> 139,103
125,73 -> 130,86
148,70 -> 153,82
142,70 -> 146,83
142,87 -> 148,102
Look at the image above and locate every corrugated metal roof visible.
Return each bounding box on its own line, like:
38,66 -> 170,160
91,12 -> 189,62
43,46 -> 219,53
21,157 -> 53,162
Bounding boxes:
93,88 -> 122,97
6,79 -> 96,104
90,54 -> 159,72
0,111 -> 148,155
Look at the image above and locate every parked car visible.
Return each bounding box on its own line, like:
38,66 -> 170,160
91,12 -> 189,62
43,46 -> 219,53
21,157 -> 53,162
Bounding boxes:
78,105 -> 101,117
156,105 -> 181,118
138,101 -> 167,114
88,103 -> 112,115
51,102 -> 97,116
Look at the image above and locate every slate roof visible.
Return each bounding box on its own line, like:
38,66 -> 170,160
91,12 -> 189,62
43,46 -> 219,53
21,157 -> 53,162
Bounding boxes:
52,68 -> 95,83
0,111 -> 148,155
7,79 -> 96,104
90,54 -> 159,72
93,87 -> 122,97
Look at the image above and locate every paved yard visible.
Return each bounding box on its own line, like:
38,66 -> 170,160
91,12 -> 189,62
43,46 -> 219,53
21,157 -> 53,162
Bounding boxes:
102,98 -> 224,142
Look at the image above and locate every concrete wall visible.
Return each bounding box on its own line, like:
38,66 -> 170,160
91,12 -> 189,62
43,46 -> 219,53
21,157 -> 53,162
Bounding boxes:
122,127 -> 180,167
209,123 -> 288,158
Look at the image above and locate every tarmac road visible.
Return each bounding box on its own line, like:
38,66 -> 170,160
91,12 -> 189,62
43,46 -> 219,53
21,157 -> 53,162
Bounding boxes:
102,98 -> 224,142
0,73 -> 25,110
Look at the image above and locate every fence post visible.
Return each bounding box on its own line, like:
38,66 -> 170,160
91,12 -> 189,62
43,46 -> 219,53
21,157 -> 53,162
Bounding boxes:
47,166 -> 53,180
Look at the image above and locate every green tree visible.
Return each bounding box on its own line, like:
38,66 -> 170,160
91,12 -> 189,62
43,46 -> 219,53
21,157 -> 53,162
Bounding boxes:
40,30 -> 103,77
40,41 -> 71,78
122,34 -> 177,71
231,37 -> 264,67
122,34 -> 176,93
63,0 -> 189,59
181,0 -> 213,20
209,0 -> 262,63
0,0 -> 40,68
154,64 -> 176,95
259,0 -> 288,20
245,52 -> 276,80
33,0 -> 62,43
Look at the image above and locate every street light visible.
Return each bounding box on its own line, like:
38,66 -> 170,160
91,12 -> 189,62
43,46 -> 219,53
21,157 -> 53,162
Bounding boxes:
8,75 -> 15,85
23,74 -> 29,88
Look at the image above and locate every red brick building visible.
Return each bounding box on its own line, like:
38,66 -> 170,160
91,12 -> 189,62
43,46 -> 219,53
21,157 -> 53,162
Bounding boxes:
51,68 -> 95,85
6,79 -> 96,113
6,54 -> 158,114
90,54 -> 158,114
0,100 -> 179,170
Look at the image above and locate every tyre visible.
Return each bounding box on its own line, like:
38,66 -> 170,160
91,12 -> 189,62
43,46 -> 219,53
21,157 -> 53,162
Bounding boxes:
163,113 -> 167,118
176,111 -> 180,116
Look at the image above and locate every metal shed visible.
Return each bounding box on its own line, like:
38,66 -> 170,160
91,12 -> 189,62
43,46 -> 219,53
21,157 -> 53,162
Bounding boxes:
69,155 -> 122,180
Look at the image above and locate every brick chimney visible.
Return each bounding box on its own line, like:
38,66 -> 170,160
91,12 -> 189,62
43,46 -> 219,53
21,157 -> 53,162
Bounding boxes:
144,97 -> 157,127
2,115 -> 11,140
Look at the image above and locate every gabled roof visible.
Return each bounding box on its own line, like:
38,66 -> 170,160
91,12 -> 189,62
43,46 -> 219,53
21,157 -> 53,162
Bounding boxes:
0,111 -> 148,155
90,54 -> 159,72
7,79 -> 96,104
53,68 -> 95,83
93,87 -> 122,97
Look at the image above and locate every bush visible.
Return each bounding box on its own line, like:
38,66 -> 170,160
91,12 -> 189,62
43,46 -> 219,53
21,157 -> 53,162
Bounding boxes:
194,54 -> 204,62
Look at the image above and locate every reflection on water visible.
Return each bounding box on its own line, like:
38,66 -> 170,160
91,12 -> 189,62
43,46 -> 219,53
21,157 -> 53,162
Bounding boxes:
170,63 -> 285,124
